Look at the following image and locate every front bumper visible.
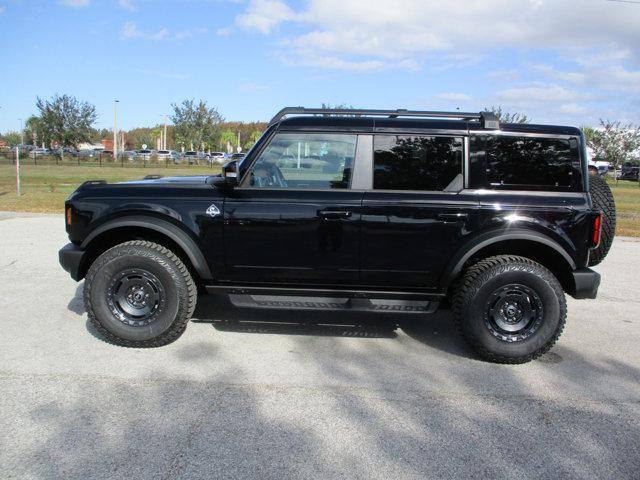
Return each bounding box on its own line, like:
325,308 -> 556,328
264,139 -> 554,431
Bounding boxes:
59,243 -> 85,281
569,268 -> 600,299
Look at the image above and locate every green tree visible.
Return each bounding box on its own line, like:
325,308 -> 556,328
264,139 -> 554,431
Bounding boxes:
1,131 -> 22,147
485,106 -> 530,124
35,94 -> 97,147
170,99 -> 223,151
584,120 -> 640,183
219,129 -> 236,152
24,116 -> 44,146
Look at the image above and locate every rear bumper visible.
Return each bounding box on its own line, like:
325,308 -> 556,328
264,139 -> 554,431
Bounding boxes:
569,268 -> 600,299
59,243 -> 85,281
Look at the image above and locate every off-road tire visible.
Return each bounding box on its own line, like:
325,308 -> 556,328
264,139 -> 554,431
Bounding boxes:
588,175 -> 616,266
453,255 -> 566,364
84,240 -> 197,347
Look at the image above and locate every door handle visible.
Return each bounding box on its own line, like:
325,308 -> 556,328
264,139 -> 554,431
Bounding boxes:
437,212 -> 469,221
318,209 -> 352,219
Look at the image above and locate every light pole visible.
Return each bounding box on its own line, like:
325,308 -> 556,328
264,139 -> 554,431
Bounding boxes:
113,100 -> 119,159
162,114 -> 168,150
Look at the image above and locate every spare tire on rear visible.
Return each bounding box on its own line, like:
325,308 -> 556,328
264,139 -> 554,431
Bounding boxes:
588,175 -> 616,266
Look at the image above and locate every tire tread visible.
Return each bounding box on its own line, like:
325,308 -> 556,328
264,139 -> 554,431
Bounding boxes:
452,255 -> 567,364
83,240 -> 197,347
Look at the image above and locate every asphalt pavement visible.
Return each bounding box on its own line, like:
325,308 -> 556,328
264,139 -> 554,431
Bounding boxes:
0,212 -> 638,480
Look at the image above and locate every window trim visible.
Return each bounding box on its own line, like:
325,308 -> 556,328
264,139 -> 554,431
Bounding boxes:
237,131 -> 360,191
371,133 -> 466,194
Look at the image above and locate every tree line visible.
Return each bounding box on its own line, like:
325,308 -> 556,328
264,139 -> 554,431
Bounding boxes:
0,94 -> 267,153
1,97 -> 639,167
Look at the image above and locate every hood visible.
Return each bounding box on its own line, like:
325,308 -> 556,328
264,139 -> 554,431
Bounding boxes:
117,175 -> 214,185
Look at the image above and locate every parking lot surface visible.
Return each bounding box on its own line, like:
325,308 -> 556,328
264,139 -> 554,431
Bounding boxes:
0,212 -> 638,479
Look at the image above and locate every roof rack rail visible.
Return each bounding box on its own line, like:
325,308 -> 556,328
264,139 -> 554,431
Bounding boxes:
269,107 -> 500,129
79,180 -> 107,188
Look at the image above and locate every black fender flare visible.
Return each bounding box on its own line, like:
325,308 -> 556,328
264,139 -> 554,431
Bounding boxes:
81,215 -> 213,280
441,229 -> 576,288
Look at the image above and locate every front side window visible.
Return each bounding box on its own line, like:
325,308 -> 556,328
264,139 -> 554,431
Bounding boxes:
242,133 -> 357,189
373,135 -> 463,191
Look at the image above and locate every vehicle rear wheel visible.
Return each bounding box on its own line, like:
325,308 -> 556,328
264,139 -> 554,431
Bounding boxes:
453,255 -> 566,364
588,175 -> 616,266
84,240 -> 197,347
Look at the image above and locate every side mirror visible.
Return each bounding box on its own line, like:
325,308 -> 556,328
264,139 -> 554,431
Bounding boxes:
222,160 -> 238,187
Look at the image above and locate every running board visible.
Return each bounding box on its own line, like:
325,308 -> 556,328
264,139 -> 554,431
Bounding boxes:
205,285 -> 440,314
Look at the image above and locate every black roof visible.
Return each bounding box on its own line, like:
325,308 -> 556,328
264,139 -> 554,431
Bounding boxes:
276,115 -> 581,136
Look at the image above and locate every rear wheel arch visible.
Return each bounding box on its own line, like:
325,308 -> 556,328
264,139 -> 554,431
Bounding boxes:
443,233 -> 576,293
79,216 -> 213,282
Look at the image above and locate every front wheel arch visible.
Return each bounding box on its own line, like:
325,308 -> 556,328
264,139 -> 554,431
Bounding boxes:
80,217 -> 213,282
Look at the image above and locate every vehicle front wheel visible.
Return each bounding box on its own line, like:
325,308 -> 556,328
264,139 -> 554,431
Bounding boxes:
84,240 -> 197,347
453,255 -> 566,364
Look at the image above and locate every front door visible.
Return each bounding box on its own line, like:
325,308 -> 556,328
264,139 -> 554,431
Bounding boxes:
222,132 -> 363,286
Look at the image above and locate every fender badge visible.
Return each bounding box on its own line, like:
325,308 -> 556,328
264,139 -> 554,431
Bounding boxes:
206,204 -> 221,217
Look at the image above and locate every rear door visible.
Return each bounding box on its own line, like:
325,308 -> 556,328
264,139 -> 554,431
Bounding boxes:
221,132 -> 363,286
359,134 -> 480,288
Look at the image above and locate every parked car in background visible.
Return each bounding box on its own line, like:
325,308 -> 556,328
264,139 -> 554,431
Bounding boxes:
78,149 -> 99,158
15,144 -> 35,154
123,150 -> 137,161
619,161 -> 639,181
588,160 -> 610,176
156,150 -> 172,161
100,150 -> 114,158
183,151 -> 198,164
29,147 -> 50,157
137,149 -> 153,161
208,152 -> 227,164
51,147 -> 78,157
170,151 -> 181,163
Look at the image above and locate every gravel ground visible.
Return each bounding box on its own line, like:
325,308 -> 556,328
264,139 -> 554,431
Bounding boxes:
0,212 -> 638,480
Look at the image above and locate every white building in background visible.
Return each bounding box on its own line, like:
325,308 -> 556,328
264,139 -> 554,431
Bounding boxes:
77,142 -> 105,151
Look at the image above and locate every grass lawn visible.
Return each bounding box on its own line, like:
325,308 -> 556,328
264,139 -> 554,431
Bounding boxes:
0,162 -> 638,236
0,162 -> 220,213
606,178 -> 640,237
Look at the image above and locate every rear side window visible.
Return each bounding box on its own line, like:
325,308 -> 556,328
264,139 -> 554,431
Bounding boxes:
373,135 -> 463,191
471,135 -> 582,191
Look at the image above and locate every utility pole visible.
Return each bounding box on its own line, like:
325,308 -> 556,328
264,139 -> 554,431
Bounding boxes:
15,145 -> 21,196
161,114 -> 168,150
113,100 -> 119,159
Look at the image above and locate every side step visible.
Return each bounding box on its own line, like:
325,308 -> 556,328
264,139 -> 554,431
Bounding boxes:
229,295 -> 438,314
206,285 -> 441,314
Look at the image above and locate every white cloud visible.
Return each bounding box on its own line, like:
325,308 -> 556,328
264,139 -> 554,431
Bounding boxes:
235,0 -> 640,72
495,84 -> 592,106
236,0 -> 296,34
435,93 -> 472,102
121,22 -> 205,41
121,21 -> 142,38
216,27 -> 233,37
118,0 -> 137,12
60,0 -> 90,6
530,64 -> 587,84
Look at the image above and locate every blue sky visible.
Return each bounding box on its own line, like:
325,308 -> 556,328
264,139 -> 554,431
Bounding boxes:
1,0 -> 640,132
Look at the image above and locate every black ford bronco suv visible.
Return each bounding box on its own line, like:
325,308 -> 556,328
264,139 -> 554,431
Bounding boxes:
59,107 -> 616,363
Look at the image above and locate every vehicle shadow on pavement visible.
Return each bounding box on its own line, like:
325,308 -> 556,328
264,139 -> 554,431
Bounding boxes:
193,294 -> 399,339
193,294 -> 474,358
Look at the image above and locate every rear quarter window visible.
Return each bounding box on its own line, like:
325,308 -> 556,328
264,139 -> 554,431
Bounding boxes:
470,135 -> 582,191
